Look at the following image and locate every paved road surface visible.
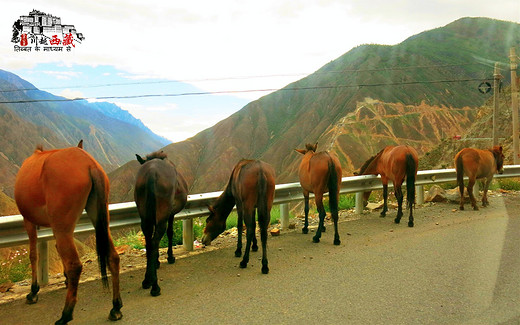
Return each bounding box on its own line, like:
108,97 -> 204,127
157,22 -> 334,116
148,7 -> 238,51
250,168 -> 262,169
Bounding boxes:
1,194 -> 520,324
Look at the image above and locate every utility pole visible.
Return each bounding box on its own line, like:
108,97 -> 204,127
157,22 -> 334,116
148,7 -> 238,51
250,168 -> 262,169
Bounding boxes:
510,47 -> 519,164
493,62 -> 501,146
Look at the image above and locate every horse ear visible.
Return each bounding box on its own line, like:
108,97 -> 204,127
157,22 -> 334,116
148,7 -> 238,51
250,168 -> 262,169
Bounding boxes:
77,139 -> 83,149
353,171 -> 359,176
207,204 -> 215,214
295,149 -> 306,155
136,154 -> 146,165
314,142 -> 318,151
499,146 -> 503,153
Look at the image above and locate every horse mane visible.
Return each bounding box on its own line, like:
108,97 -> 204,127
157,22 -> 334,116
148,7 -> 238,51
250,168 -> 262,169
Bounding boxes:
146,150 -> 168,160
358,148 -> 385,174
305,143 -> 316,152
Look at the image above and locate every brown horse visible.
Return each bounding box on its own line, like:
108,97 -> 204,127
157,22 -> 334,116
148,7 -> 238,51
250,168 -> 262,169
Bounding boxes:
356,145 -> 418,227
14,140 -> 122,324
201,159 -> 275,274
295,143 -> 342,245
454,146 -> 504,210
134,151 -> 188,296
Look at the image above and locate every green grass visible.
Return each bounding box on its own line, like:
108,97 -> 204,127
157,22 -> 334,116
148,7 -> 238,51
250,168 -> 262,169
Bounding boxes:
323,194 -> 357,212
223,205 -> 291,229
113,220 -> 205,250
0,247 -> 31,285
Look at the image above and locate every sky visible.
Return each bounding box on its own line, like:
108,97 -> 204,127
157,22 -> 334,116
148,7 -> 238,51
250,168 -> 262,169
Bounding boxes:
2,0 -> 520,143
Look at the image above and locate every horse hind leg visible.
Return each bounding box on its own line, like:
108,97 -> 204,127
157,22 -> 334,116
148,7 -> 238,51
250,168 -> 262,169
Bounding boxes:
166,214 -> 176,264
106,236 -> 123,321
302,193 -> 310,234
251,209 -> 258,252
54,233 -> 82,325
380,184 -> 389,217
467,178 -> 479,210
239,210 -> 255,269
312,194 -> 325,243
24,221 -> 40,304
235,203 -> 244,257
259,215 -> 269,274
482,177 -> 492,207
394,184 -> 404,224
149,221 -> 167,296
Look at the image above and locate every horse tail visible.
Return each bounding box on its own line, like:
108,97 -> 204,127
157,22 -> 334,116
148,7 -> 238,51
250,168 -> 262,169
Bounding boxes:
456,152 -> 464,192
405,153 -> 416,211
145,172 -> 157,235
256,164 -> 269,222
89,167 -> 110,288
327,157 -> 339,216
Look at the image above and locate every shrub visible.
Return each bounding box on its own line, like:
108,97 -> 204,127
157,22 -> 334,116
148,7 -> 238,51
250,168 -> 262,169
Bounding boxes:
0,247 -> 31,284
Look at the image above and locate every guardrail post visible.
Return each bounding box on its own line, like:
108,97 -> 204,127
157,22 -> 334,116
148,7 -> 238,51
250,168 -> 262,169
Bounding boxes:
183,219 -> 194,251
415,185 -> 424,205
355,192 -> 364,214
280,203 -> 289,229
37,240 -> 49,285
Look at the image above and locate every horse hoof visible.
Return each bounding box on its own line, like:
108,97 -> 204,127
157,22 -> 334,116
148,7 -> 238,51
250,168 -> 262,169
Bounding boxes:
333,238 -> 341,245
459,206 -> 464,211
142,279 -> 151,290
394,218 -> 401,224
408,222 -> 414,227
262,266 -> 269,274
108,309 -> 123,321
167,256 -> 175,264
252,245 -> 259,252
302,227 -> 309,234
234,250 -> 242,257
312,237 -> 320,243
239,261 -> 248,268
380,213 -> 386,218
26,292 -> 38,304
473,206 -> 479,211
55,312 -> 72,325
150,286 -> 161,297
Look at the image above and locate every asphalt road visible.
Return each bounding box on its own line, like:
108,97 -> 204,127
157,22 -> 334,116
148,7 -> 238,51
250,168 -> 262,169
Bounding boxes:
1,193 -> 520,325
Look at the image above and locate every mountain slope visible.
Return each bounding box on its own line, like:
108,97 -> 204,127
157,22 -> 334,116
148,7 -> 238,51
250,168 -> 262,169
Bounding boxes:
0,70 -> 169,172
104,17 -> 520,201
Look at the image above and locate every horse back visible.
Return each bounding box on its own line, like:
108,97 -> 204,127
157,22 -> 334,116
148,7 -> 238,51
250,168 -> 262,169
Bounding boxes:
135,159 -> 186,210
455,148 -> 495,178
299,152 -> 341,194
15,147 -> 106,226
382,146 -> 418,181
231,160 -> 275,207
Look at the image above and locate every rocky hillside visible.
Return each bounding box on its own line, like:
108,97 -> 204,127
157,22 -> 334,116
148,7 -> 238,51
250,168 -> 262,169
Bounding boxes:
421,86 -> 516,170
104,17 -> 516,201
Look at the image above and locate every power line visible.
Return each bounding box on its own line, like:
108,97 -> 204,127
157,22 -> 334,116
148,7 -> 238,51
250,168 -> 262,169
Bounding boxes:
0,77 -> 487,104
0,62 -> 483,94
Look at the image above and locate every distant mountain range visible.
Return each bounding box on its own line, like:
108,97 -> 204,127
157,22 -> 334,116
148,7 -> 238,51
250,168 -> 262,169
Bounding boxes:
108,17 -> 520,203
0,69 -> 169,204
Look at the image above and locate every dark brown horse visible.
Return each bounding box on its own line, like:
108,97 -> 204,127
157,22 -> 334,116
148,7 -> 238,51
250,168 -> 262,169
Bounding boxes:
295,143 -> 342,245
201,159 -> 275,274
134,151 -> 188,296
356,145 -> 418,227
14,140 -> 122,324
454,146 -> 504,210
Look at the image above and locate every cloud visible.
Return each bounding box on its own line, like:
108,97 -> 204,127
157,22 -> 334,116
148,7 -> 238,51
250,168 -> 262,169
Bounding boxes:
58,88 -> 84,99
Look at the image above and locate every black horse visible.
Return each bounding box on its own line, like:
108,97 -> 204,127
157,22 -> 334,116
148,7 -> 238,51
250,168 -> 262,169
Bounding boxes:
134,151 -> 188,296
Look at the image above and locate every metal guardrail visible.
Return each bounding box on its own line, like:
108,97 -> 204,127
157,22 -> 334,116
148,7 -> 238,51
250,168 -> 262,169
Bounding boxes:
2,165 -> 520,283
